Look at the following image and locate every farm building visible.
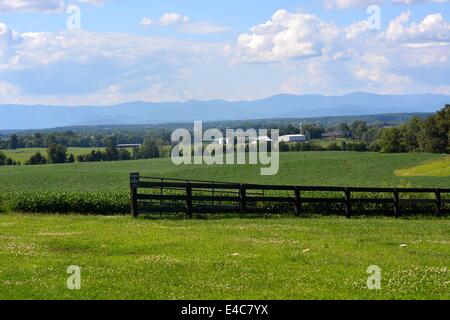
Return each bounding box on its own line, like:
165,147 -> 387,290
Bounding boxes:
322,130 -> 344,139
116,144 -> 141,149
214,138 -> 230,145
278,134 -> 306,143
250,136 -> 272,145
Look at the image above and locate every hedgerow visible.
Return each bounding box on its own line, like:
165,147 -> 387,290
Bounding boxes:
3,192 -> 129,215
1,188 -> 445,216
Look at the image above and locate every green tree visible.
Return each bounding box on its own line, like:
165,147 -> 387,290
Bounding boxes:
339,123 -> 351,138
379,127 -> 405,153
350,121 -> 368,140
25,152 -> 47,165
400,117 -> 422,152
103,136 -> 119,161
135,138 -> 160,159
9,134 -> 19,150
0,151 -> 7,165
47,144 -> 67,164
417,105 -> 450,153
118,149 -> 131,161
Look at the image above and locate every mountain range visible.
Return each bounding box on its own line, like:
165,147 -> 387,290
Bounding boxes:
1,92 -> 449,130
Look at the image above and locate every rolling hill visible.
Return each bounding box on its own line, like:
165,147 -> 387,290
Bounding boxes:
0,92 -> 448,130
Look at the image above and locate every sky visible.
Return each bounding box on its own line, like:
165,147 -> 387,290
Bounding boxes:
0,0 -> 449,106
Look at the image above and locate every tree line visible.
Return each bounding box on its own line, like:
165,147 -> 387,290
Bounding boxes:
376,105 -> 449,153
25,138 -> 161,165
1,105 -> 448,164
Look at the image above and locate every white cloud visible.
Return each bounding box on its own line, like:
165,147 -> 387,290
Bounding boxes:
0,81 -> 20,97
139,12 -> 230,34
0,23 -> 22,66
392,0 -> 450,4
236,9 -> 450,96
324,0 -> 384,9
0,22 -> 229,104
179,21 -> 231,35
353,53 -> 412,93
237,10 -> 340,62
139,18 -> 155,27
0,0 -> 105,13
158,13 -> 190,26
0,0 -> 64,13
77,0 -> 105,5
1,8 -> 450,104
384,11 -> 450,43
325,0 -> 449,8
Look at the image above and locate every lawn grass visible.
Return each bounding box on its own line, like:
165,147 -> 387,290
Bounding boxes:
395,156 -> 450,177
0,214 -> 448,300
2,147 -> 106,164
0,152 -> 448,193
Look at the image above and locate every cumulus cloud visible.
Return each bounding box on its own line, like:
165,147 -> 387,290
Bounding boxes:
236,9 -> 450,62
139,12 -> 230,34
0,22 -> 228,104
237,10 -> 341,62
235,9 -> 450,96
0,0 -> 105,13
384,11 -> 450,43
1,7 -> 450,104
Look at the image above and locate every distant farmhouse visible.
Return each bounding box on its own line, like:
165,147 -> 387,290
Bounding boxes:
322,130 -> 344,139
116,144 -> 141,149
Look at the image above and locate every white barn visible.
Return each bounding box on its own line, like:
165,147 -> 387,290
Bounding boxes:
214,138 -> 230,145
278,134 -> 306,143
250,136 -> 272,145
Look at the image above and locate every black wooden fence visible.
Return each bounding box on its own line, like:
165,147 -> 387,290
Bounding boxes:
130,173 -> 450,218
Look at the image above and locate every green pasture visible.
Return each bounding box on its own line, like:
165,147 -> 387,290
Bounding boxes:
0,152 -> 448,193
0,215 -> 448,300
1,147 -> 106,163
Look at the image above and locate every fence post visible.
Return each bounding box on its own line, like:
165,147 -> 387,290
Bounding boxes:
130,173 -> 139,217
186,182 -> 193,217
344,188 -> 352,219
393,188 -> 400,218
294,187 -> 301,216
435,189 -> 442,216
239,184 -> 247,213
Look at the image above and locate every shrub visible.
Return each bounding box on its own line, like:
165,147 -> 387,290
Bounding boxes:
25,151 -> 47,165
0,151 -> 18,166
5,192 -> 129,215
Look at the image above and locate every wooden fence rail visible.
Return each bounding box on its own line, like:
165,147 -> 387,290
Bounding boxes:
130,173 -> 450,218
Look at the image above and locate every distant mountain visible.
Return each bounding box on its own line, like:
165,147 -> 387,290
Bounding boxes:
0,92 -> 448,130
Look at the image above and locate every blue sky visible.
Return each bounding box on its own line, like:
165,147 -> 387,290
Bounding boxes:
0,0 -> 449,105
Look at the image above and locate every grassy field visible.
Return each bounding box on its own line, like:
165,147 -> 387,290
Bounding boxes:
0,152 -> 448,300
396,156 -> 450,177
0,152 -> 448,193
2,147 -> 106,163
310,138 -> 351,148
0,214 -> 448,300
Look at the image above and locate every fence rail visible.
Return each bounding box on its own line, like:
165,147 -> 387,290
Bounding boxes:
130,173 -> 450,218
